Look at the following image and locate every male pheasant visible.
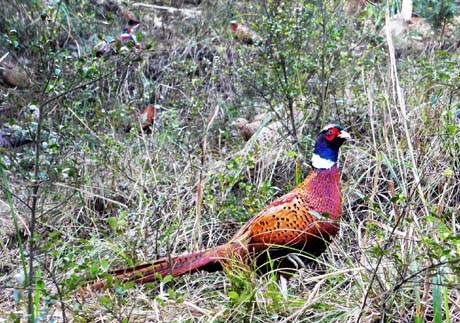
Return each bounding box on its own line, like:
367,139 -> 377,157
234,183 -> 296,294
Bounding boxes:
83,124 -> 350,291
125,95 -> 163,132
92,28 -> 141,57
230,20 -> 263,45
116,28 -> 140,46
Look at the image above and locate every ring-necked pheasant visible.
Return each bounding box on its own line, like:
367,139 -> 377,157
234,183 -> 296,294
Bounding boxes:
116,27 -> 139,46
230,20 -> 263,45
92,28 -> 141,57
125,94 -> 163,133
82,124 -> 350,291
232,117 -> 283,147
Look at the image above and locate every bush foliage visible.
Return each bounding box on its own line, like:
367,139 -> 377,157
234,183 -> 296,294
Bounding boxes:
1,0 -> 459,322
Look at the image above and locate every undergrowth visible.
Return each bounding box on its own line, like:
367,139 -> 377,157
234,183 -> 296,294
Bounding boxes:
1,0 -> 459,322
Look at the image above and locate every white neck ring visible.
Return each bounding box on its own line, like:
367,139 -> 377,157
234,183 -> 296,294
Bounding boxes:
311,153 -> 335,169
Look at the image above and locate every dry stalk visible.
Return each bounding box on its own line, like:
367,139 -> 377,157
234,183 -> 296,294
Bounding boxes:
192,105 -> 219,250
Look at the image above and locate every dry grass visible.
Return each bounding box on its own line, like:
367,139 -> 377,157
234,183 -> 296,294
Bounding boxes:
1,0 -> 460,322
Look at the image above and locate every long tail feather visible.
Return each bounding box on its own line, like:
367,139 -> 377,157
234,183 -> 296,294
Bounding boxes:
80,245 -> 231,292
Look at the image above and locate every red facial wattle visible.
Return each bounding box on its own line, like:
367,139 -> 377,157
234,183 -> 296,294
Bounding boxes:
325,127 -> 340,141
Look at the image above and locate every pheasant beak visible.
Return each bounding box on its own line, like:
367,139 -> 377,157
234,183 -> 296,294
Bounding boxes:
338,129 -> 351,140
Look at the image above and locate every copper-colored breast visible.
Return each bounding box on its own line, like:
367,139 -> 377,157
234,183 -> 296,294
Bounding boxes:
234,165 -> 342,250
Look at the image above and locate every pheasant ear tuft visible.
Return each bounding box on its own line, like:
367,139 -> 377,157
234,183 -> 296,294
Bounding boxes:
230,21 -> 238,32
321,124 -> 342,132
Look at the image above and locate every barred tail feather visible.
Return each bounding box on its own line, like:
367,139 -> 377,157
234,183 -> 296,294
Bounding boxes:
128,249 -> 220,284
81,245 -> 230,292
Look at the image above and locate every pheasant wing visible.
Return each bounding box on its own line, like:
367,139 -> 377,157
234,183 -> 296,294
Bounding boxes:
232,192 -> 320,247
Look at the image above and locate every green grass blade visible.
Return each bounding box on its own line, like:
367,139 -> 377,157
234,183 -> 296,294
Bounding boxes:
432,273 -> 443,323
443,283 -> 450,323
34,269 -> 42,320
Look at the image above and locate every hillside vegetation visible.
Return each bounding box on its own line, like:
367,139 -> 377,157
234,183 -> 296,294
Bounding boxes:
1,0 -> 459,322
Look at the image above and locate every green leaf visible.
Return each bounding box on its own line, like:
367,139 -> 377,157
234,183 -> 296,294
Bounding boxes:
308,210 -> 328,220
106,217 -> 117,231
228,291 -> 239,300
162,274 -> 173,283
98,296 -> 111,307
100,259 -> 109,271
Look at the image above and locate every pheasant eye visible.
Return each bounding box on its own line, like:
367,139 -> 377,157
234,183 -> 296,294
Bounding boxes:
325,128 -> 339,140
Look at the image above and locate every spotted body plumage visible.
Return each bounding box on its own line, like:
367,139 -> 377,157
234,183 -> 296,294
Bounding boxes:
80,124 -> 350,292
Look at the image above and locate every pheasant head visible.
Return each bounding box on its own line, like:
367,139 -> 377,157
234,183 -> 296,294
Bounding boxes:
311,124 -> 350,170
117,27 -> 142,48
229,20 -> 239,32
